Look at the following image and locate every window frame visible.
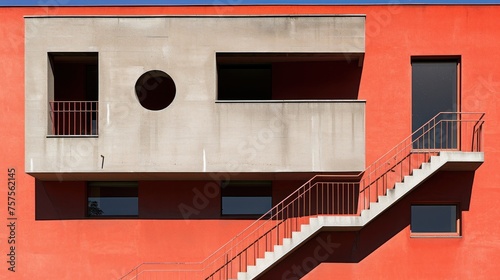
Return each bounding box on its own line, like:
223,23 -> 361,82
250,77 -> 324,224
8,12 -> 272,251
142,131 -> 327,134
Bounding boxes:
48,52 -> 99,137
86,181 -> 139,218
215,52 -> 364,101
410,203 -> 461,238
220,181 -> 273,217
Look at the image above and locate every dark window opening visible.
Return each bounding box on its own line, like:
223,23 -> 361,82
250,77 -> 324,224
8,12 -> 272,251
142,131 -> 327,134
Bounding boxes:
411,59 -> 459,149
218,64 -> 272,100
411,204 -> 459,236
135,70 -> 176,111
48,52 -> 98,136
221,181 -> 272,216
216,53 -> 363,100
87,182 -> 138,217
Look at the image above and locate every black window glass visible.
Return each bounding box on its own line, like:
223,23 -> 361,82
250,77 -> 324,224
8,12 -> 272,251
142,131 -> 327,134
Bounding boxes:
221,181 -> 272,215
411,205 -> 457,233
217,64 -> 272,100
87,182 -> 138,217
411,60 -> 458,149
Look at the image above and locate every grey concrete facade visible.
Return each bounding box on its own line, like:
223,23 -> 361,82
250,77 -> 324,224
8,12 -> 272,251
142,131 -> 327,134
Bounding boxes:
25,16 -> 366,179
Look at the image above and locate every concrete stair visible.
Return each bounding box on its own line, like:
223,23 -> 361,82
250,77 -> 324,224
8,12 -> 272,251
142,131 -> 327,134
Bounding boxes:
235,151 -> 483,280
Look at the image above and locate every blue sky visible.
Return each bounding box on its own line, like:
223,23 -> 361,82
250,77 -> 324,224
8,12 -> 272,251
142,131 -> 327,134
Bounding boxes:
1,0 -> 500,6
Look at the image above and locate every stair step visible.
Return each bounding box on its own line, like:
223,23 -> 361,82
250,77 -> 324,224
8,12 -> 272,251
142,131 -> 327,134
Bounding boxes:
360,208 -> 373,219
393,184 -> 408,197
378,195 -> 390,204
420,162 -> 431,170
309,217 -> 319,227
246,265 -> 257,276
255,257 -> 266,267
292,231 -> 303,241
300,224 -> 311,233
412,169 -> 425,177
274,244 -> 284,255
236,272 -> 246,280
282,238 -> 292,247
369,201 -> 382,212
430,156 -> 442,166
403,175 -> 413,183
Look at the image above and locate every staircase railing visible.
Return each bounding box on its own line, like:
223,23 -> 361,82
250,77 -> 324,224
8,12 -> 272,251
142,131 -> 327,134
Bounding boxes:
120,112 -> 484,280
358,112 -> 484,211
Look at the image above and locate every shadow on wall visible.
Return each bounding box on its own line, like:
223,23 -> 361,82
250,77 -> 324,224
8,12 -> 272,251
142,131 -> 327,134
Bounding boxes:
258,170 -> 476,279
35,180 -> 87,220
35,180 -> 306,220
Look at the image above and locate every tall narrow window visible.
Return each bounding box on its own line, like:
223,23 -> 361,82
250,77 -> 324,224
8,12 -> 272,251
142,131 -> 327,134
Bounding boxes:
411,204 -> 460,237
221,181 -> 272,216
411,59 -> 459,149
48,52 -> 98,136
87,182 -> 138,217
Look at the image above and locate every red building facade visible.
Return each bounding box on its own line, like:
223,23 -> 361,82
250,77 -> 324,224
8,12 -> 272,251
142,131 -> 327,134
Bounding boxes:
0,4 -> 499,280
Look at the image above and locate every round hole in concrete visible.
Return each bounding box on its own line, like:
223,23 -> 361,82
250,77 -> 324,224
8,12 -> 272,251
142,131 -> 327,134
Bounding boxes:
135,70 -> 176,111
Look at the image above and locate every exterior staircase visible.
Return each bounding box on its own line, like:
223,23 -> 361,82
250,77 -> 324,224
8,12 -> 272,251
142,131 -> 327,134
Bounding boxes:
120,112 -> 485,280
236,151 -> 483,279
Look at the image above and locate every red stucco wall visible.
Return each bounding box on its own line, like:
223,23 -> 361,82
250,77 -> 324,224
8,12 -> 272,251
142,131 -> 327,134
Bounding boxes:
1,5 -> 500,279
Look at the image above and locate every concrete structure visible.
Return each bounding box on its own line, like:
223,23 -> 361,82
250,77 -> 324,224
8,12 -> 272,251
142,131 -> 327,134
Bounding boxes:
0,3 -> 499,280
25,16 -> 365,179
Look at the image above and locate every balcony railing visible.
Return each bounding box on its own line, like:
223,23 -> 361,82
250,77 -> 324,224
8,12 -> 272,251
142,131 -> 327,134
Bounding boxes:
49,101 -> 98,136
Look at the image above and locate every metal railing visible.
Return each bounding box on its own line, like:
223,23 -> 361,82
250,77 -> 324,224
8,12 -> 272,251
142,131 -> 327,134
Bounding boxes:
49,101 -> 98,136
121,179 -> 360,280
120,112 -> 484,280
358,112 -> 484,211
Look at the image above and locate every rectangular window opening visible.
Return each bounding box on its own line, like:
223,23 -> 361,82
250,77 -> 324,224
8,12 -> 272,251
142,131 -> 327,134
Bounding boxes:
48,52 -> 99,136
221,181 -> 272,216
411,58 -> 460,150
87,182 -> 138,218
410,204 -> 460,237
218,64 -> 272,100
216,53 -> 362,101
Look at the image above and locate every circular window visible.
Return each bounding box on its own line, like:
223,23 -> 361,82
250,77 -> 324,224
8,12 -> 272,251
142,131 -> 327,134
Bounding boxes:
135,70 -> 176,111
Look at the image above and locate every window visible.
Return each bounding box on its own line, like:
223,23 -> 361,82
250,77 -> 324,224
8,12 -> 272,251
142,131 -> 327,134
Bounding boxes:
217,64 -> 272,100
135,70 -> 176,111
87,182 -> 138,217
411,59 -> 459,149
221,181 -> 272,216
216,53 -> 363,100
410,204 -> 460,237
48,52 -> 99,136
